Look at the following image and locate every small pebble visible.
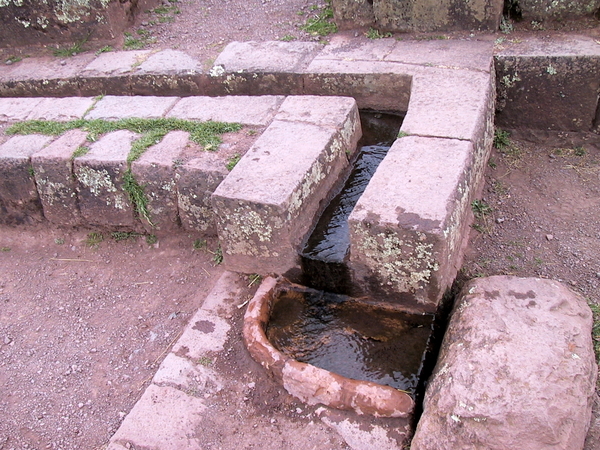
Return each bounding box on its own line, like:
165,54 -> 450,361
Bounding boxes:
546,234 -> 554,241
496,217 -> 505,224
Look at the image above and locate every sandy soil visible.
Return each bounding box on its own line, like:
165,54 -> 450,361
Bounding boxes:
1,1 -> 600,449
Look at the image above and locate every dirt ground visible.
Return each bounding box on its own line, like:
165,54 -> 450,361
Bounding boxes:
1,1 -> 600,449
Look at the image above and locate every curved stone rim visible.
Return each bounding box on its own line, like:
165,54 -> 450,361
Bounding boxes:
242,276 -> 415,418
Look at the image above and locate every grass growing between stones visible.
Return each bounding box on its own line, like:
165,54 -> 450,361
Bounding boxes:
7,118 -> 242,226
301,1 -> 337,36
589,302 -> 600,366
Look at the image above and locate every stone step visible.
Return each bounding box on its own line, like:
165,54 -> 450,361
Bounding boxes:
212,95 -> 362,276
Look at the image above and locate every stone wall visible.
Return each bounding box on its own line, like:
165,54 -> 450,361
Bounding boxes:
514,0 -> 600,21
0,0 -> 157,48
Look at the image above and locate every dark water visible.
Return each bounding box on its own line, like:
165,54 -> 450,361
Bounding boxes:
300,111 -> 404,294
266,287 -> 434,396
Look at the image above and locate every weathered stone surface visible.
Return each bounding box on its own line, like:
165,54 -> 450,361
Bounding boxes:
0,54 -> 94,97
243,277 -> 415,419
74,130 -> 138,227
331,0 -> 375,29
518,0 -> 600,21
167,96 -> 284,126
212,97 -> 361,276
135,50 -> 201,75
131,131 -> 187,233
372,0 -> 503,32
176,152 -> 228,236
26,97 -> 95,121
0,134 -> 53,225
86,95 -> 179,120
31,130 -> 88,226
0,0 -> 158,48
412,276 -> 598,450
78,51 -> 150,95
0,97 -> 43,121
495,36 -> 600,132
303,61 -> 412,112
348,136 -> 488,312
214,41 -> 323,73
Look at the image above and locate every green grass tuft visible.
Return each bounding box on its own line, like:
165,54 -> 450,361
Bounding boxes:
123,170 -> 152,226
301,2 -> 337,36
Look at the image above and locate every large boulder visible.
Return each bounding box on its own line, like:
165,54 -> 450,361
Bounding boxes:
412,275 -> 598,450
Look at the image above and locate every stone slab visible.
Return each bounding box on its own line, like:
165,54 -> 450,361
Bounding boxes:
0,54 -> 95,97
348,135 -> 489,312
74,130 -> 138,228
401,66 -> 495,141
0,134 -> 53,224
31,130 -> 88,226
331,0 -> 376,29
81,51 -> 152,77
212,97 -> 361,276
107,384 -> 207,450
26,97 -> 96,121
176,153 -> 228,236
517,0 -> 600,21
135,49 -> 202,75
372,0 -> 503,32
86,95 -> 179,120
167,96 -> 284,126
213,41 -> 323,73
495,37 -> 600,132
385,38 -> 494,72
412,276 -> 598,450
131,131 -> 188,233
0,97 -> 44,122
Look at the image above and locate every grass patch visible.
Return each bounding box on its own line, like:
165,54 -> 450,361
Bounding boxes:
193,239 -> 207,250
226,153 -> 241,171
86,232 -> 104,248
248,273 -> 262,287
124,31 -> 155,50
280,34 -> 297,42
589,302 -> 600,363
146,234 -> 158,245
397,131 -> 408,138
53,33 -> 90,57
123,170 -> 152,225
365,28 -> 392,39
95,45 -> 113,56
212,245 -> 223,265
5,55 -> 23,64
72,146 -> 89,159
1,247 -> 11,252
471,199 -> 492,218
301,1 -> 337,36
111,231 -> 142,241
493,129 -> 511,150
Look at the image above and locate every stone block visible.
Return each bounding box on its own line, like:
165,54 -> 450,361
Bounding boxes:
167,96 -> 285,126
401,66 -> 495,141
78,51 -> 151,96
303,61 -> 412,112
384,38 -> 494,72
348,135 -> 489,313
0,0 -> 158,48
518,0 -> 600,21
31,130 -> 88,226
0,135 -> 53,224
372,0 -> 503,32
0,97 -> 44,121
412,276 -> 597,450
177,153 -> 228,236
214,41 -> 323,73
331,0 -> 375,29
74,130 -> 138,228
129,50 -> 203,97
131,131 -> 188,233
0,54 -> 94,97
85,95 -> 179,120
26,97 -> 95,121
212,97 -> 361,276
495,37 -> 600,132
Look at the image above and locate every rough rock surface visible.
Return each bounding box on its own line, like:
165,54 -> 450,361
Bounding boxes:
412,275 -> 597,450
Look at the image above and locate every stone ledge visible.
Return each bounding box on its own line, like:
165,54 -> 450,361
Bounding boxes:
412,275 -> 598,450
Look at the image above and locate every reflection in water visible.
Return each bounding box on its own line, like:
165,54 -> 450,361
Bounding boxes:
266,287 -> 434,396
